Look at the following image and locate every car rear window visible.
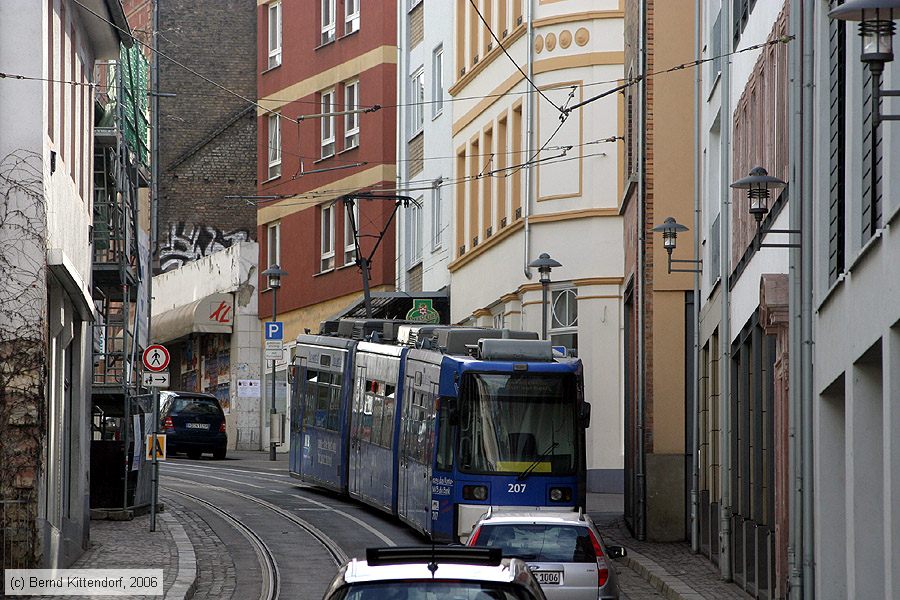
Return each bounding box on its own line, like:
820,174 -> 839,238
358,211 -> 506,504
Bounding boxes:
170,397 -> 222,416
472,524 -> 596,563
340,581 -> 530,600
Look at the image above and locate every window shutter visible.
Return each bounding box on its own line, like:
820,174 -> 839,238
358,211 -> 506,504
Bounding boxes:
828,6 -> 846,283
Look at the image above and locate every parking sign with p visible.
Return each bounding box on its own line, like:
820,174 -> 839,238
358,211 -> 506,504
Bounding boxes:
265,321 -> 283,340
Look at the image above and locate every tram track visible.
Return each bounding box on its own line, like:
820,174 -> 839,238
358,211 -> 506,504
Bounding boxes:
163,479 -> 349,566
163,486 -> 280,600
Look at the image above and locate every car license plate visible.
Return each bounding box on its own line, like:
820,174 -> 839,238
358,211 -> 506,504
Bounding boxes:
186,423 -> 209,429
534,571 -> 563,585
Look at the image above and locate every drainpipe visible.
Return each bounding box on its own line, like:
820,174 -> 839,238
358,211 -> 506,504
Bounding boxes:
635,0 -> 647,542
396,0 -> 404,290
522,0 -> 534,279
787,0 -> 816,597
691,0 -> 702,554
718,0 -> 733,580
787,0 -> 802,596
800,3 -> 815,596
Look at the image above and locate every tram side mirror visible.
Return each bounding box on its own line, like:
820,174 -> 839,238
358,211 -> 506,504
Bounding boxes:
580,402 -> 591,427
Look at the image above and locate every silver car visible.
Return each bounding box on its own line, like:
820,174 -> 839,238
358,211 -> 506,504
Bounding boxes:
323,546 -> 549,600
466,509 -> 626,600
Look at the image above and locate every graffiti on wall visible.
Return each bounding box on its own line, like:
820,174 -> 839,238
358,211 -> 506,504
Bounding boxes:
159,222 -> 250,271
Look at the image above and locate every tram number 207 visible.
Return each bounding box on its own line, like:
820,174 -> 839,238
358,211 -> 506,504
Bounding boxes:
507,483 -> 527,493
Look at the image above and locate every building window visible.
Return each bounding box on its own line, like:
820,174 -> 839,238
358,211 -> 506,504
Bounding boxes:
407,199 -> 423,267
345,0 -> 359,34
431,180 -> 443,251
268,1 -> 282,69
344,202 -> 358,265
268,113 -> 281,179
321,89 -> 335,157
410,68 -> 425,138
550,288 -> 578,356
344,80 -> 359,149
321,0 -> 336,44
267,222 -> 281,268
321,203 -> 335,271
829,14 -> 846,283
432,46 -> 444,117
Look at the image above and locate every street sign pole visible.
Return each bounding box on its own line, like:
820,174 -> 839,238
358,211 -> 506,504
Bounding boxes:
150,386 -> 159,531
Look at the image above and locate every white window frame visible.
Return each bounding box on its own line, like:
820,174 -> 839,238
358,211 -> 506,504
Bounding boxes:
344,202 -> 358,265
321,88 -> 335,157
267,222 -> 281,269
406,199 -> 423,268
267,1 -> 282,69
345,0 -> 359,35
321,203 -> 336,271
409,68 -> 425,138
431,180 -> 443,251
321,0 -> 336,44
267,113 -> 281,179
432,46 -> 444,118
344,80 -> 360,150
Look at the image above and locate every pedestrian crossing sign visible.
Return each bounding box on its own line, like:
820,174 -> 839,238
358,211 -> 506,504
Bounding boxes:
145,434 -> 167,461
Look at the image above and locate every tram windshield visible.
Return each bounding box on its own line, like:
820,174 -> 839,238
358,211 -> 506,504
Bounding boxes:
458,372 -> 577,475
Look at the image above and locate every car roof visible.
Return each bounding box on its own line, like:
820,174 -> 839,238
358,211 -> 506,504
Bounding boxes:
476,508 -> 592,526
341,558 -> 527,584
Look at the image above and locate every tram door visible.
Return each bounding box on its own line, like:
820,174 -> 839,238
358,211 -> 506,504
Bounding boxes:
399,363 -> 438,534
348,364 -> 366,498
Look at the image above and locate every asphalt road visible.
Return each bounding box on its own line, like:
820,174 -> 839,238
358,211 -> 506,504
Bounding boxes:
160,451 -> 662,600
160,452 -> 421,600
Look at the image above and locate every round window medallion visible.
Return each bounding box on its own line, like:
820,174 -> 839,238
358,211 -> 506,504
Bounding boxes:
534,34 -> 544,53
545,32 -> 557,52
559,30 -> 573,49
575,27 -> 590,46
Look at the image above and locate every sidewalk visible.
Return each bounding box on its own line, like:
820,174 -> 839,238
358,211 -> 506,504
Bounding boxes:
70,507 -> 197,600
588,494 -> 750,600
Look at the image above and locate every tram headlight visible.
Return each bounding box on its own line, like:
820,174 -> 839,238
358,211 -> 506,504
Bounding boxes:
463,485 -> 489,501
549,487 -> 571,502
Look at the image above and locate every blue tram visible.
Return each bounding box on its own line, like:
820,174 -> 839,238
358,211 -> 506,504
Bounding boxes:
289,321 -> 590,542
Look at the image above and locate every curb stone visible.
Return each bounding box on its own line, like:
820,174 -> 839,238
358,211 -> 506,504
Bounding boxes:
159,511 -> 197,600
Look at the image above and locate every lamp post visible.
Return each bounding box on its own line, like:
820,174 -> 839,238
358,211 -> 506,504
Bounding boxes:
262,264 -> 287,461
730,167 -> 799,249
528,253 -> 561,340
651,217 -> 701,273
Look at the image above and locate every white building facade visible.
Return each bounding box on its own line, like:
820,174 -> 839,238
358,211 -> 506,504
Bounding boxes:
449,0 -> 626,494
396,0 -> 454,293
0,0 -> 128,568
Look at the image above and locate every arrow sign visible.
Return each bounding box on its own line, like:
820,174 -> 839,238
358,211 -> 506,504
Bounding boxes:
142,372 -> 170,388
143,344 -> 170,372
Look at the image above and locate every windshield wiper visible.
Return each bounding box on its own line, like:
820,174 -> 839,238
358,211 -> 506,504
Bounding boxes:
517,442 -> 559,481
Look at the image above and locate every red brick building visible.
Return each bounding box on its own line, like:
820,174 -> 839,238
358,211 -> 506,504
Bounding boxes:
256,0 -> 398,336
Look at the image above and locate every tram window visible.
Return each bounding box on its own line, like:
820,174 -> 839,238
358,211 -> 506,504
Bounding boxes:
436,399 -> 454,470
381,388 -> 396,447
326,373 -> 342,431
371,392 -> 384,446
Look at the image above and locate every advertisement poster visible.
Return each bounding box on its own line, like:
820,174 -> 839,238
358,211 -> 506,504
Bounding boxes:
131,414 -> 142,471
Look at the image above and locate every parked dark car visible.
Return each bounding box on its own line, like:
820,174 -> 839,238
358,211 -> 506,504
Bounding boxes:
159,391 -> 227,459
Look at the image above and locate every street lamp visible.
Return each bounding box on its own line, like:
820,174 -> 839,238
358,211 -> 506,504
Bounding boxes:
528,253 -> 561,340
730,166 -> 799,249
652,217 -> 701,273
261,263 -> 287,461
830,0 -> 900,122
